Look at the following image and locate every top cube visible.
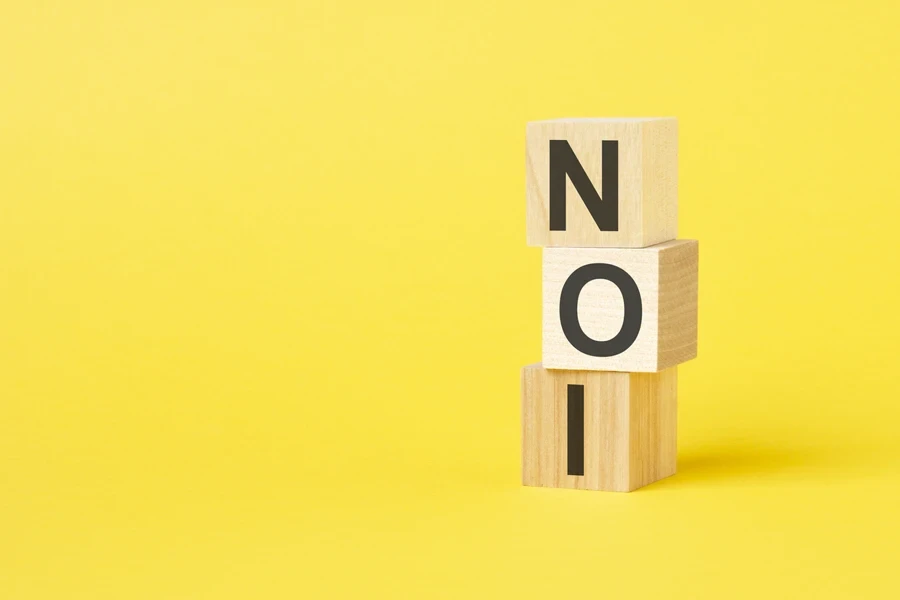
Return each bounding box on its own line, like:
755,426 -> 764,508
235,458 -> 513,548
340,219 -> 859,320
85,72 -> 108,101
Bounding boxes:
526,118 -> 677,248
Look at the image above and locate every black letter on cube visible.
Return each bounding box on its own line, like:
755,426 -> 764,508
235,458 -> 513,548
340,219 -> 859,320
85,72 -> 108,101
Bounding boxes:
549,139 -> 618,232
567,384 -> 585,476
559,263 -> 642,357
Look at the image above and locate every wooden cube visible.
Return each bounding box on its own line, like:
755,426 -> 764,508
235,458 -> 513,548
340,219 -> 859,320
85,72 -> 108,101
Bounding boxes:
522,363 -> 677,492
543,239 -> 698,372
526,117 -> 677,248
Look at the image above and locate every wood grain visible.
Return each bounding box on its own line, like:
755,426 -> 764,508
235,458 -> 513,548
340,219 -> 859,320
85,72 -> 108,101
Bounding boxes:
521,363 -> 677,492
542,239 -> 698,372
526,117 -> 678,248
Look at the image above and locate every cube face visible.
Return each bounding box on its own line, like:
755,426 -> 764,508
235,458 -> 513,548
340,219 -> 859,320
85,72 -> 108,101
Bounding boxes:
542,240 -> 698,372
526,118 -> 678,248
521,364 -> 677,492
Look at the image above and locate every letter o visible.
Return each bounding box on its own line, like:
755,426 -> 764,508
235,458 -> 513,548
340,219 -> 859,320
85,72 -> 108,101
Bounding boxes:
559,263 -> 642,357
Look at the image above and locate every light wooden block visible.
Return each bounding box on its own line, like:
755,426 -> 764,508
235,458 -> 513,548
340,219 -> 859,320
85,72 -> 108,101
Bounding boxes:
521,363 -> 677,492
526,117 -> 677,248
543,239 -> 698,372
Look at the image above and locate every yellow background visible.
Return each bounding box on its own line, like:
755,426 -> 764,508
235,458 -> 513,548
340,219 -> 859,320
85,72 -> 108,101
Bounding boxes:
2,1 -> 900,598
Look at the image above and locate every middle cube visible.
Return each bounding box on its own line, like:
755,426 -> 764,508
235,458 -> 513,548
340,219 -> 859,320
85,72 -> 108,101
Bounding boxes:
543,239 -> 698,372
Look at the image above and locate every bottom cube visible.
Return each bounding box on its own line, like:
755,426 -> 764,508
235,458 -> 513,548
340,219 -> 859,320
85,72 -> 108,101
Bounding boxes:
521,363 -> 677,492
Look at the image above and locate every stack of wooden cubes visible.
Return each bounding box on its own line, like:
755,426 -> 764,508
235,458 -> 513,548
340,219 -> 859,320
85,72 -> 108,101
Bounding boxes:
522,118 -> 699,492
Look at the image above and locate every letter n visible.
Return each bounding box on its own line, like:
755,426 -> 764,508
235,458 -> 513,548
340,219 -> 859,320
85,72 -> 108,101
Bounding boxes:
549,140 -> 618,231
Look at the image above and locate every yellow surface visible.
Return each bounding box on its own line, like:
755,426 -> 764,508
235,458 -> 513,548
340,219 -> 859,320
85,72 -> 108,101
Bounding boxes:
2,2 -> 899,598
